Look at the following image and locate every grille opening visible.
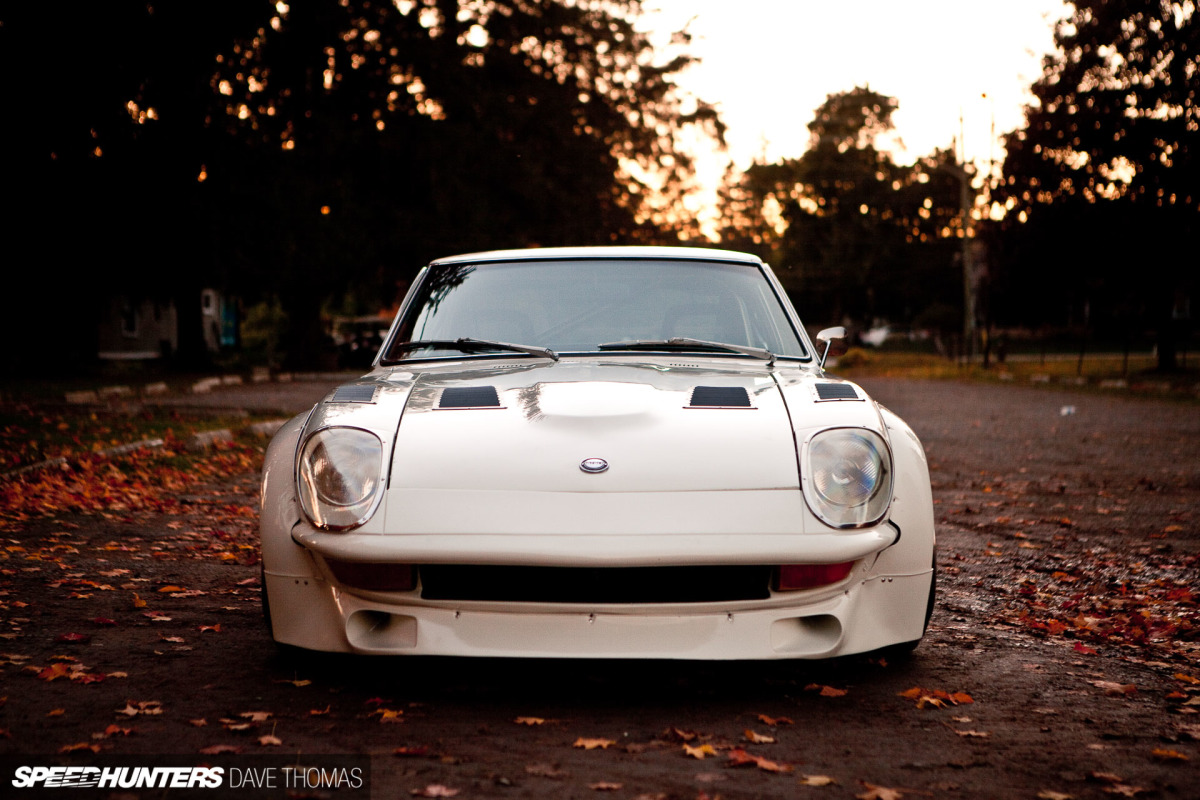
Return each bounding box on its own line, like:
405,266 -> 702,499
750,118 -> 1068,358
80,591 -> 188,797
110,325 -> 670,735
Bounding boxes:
419,565 -> 772,604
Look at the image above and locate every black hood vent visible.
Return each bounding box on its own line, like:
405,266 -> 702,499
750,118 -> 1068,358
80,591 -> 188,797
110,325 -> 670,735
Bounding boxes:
439,386 -> 501,408
330,385 -> 377,403
689,386 -> 752,408
815,383 -> 859,401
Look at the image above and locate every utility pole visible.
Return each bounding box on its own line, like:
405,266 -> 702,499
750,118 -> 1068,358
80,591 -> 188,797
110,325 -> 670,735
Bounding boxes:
948,115 -> 977,362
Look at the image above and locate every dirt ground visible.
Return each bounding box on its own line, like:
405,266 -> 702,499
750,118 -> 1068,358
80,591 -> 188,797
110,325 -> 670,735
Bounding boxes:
1,377 -> 1198,799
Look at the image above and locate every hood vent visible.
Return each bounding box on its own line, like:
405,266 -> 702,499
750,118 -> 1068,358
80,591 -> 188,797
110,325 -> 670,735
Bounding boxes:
330,385 -> 377,403
689,386 -> 752,408
815,383 -> 860,401
439,386 -> 501,408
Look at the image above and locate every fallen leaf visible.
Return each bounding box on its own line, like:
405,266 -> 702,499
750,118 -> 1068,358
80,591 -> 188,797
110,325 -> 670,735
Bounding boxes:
514,717 -> 545,726
524,764 -> 568,779
757,714 -> 794,726
239,711 -> 273,722
1150,748 -> 1189,763
394,746 -> 433,758
743,729 -> 776,744
47,709 -> 65,717
857,783 -> 904,800
59,742 -> 101,754
589,782 -> 623,791
574,738 -> 616,750
1090,681 -> 1137,697
55,633 -> 90,644
410,785 -> 458,798
726,748 -> 792,773
199,744 -> 241,755
189,719 -> 207,727
258,734 -> 282,746
1036,792 -> 1073,800
683,743 -> 718,759
37,663 -> 71,681
274,677 -> 312,687
954,730 -> 990,738
800,774 -> 838,786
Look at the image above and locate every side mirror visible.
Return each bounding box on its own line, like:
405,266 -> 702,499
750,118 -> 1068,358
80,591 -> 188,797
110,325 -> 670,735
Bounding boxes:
815,326 -> 845,368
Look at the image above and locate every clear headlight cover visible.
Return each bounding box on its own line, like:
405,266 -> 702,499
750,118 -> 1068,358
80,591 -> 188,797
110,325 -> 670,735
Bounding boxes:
804,428 -> 893,529
297,427 -> 384,531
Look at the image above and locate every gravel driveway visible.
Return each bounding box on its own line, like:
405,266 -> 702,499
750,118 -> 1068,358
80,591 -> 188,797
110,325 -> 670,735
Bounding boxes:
1,377 -> 1197,799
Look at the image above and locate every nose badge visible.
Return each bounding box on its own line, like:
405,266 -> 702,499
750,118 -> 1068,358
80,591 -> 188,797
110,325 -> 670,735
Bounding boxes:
580,458 -> 609,474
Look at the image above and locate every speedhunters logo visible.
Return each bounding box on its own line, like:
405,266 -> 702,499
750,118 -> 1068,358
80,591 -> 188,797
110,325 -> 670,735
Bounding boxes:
13,766 -> 224,789
5,756 -> 370,797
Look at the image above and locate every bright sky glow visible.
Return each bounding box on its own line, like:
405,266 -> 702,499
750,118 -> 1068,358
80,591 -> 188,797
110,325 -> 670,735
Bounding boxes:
641,0 -> 1068,229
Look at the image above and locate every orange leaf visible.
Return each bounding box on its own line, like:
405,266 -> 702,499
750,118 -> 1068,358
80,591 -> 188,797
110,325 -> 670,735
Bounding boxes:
514,717 -> 545,726
757,714 -> 793,726
1151,748 -> 1189,762
683,743 -> 718,759
574,738 -> 616,750
857,783 -> 904,800
37,663 -> 71,681
743,729 -> 776,744
726,748 -> 792,773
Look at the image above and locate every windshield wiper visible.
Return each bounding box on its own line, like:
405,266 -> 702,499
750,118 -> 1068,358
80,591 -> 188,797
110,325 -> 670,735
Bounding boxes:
597,337 -> 775,366
384,338 -> 559,363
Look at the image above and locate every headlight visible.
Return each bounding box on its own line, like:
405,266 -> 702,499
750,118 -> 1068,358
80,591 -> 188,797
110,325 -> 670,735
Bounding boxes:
297,427 -> 384,531
803,428 -> 892,529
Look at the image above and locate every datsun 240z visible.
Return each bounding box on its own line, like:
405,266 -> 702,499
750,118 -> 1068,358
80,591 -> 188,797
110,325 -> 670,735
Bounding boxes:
259,247 -> 936,660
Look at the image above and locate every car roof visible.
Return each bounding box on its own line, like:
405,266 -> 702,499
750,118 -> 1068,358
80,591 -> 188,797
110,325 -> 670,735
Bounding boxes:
428,246 -> 764,267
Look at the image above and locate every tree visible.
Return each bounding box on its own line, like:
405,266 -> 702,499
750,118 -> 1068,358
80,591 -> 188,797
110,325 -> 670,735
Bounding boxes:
996,0 -> 1198,369
718,87 -> 967,334
2,1 -> 722,370
1,2 -> 270,369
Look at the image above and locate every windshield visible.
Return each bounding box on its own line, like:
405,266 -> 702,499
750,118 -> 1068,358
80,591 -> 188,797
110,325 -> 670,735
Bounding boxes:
382,258 -> 808,362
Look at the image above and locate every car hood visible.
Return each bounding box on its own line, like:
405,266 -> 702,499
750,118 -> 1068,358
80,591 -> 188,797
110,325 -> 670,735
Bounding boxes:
305,359 -> 885,496
377,359 -> 794,493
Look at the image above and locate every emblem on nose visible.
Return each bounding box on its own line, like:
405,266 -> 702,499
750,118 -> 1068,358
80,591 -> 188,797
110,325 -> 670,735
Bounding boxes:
580,457 -> 609,474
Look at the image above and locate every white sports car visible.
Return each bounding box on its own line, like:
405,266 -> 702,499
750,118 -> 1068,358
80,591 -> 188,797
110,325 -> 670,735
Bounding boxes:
260,247 -> 936,659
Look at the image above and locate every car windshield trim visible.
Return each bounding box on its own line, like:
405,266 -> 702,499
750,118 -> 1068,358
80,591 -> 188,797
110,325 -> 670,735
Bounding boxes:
381,258 -> 810,364
597,338 -> 776,366
380,338 -> 558,364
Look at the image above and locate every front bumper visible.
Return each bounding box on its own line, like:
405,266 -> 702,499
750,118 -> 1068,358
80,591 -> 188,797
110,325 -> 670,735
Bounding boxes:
264,552 -> 932,659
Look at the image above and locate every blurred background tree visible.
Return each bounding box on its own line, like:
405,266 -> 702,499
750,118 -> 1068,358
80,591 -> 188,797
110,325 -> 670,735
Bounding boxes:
2,0 -> 721,370
717,87 -> 968,339
993,0 -> 1197,370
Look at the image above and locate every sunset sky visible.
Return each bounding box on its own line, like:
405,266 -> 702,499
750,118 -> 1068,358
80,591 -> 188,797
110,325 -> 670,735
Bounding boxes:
641,0 -> 1068,224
